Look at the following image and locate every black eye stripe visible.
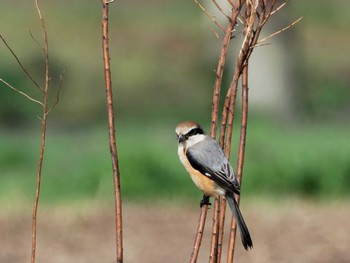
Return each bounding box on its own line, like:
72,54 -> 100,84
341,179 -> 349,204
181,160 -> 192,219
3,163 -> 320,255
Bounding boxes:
186,127 -> 204,137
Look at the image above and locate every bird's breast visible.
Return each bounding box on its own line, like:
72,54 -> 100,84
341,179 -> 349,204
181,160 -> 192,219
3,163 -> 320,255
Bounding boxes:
178,145 -> 220,197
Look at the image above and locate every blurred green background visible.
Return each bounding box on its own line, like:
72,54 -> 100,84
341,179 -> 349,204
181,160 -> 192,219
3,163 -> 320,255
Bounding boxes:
0,0 -> 349,206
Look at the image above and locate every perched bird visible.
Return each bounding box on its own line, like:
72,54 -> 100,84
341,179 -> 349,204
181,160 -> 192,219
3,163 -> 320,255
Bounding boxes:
175,120 -> 253,250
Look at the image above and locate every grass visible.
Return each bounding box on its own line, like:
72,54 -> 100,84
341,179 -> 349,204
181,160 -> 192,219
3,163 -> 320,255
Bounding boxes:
0,117 -> 349,206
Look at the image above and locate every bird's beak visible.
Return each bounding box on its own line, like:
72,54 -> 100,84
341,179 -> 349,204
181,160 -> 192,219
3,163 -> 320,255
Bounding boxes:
178,134 -> 185,143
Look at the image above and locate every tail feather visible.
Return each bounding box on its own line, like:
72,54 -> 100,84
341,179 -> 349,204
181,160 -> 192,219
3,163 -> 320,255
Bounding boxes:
225,193 -> 253,250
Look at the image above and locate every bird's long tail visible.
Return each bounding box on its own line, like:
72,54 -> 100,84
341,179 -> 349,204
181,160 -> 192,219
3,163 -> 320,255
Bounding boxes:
225,193 -> 253,250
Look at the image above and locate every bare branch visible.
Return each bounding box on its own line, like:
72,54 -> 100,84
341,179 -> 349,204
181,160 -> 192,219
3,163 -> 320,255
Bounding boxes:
270,1 -> 288,16
0,78 -> 44,106
101,0 -> 123,262
227,0 -> 236,9
209,197 -> 221,263
258,16 -> 303,43
31,0 -> 51,262
0,35 -> 44,93
194,0 -> 226,31
216,196 -> 227,263
29,30 -> 46,54
189,205 -> 209,263
210,7 -> 241,138
212,0 -> 232,21
209,25 -> 221,40
249,42 -> 271,49
45,69 -> 65,116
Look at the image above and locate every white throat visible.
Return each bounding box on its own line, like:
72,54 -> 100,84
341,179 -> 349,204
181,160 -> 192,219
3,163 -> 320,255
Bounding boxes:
185,134 -> 206,148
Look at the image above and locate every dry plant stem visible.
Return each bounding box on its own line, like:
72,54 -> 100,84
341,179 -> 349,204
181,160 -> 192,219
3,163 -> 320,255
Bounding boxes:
31,1 -> 49,262
208,14 -> 236,263
224,2 -> 256,261
0,35 -> 43,93
189,205 -> 209,263
226,65 -> 248,263
209,198 -> 221,263
101,1 -> 123,262
194,0 -> 225,31
208,7 -> 243,263
257,16 -> 303,44
210,7 -> 241,138
223,0 -> 256,159
195,0 -> 299,262
216,196 -> 227,263
0,78 -> 44,106
194,6 -> 241,263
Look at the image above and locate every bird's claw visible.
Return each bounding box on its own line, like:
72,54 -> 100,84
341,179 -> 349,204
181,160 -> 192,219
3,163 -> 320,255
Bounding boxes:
200,195 -> 211,207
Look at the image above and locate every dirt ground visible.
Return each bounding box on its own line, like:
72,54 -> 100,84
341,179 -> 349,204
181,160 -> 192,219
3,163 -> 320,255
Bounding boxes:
1,200 -> 349,263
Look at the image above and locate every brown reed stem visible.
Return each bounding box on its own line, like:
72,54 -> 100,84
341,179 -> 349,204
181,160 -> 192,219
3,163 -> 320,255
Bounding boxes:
101,1 -> 123,262
31,1 -> 50,262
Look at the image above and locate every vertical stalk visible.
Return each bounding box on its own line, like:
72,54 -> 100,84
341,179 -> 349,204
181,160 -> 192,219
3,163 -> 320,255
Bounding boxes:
31,1 -> 49,262
209,7 -> 242,263
189,205 -> 209,263
101,1 -> 123,262
226,65 -> 249,263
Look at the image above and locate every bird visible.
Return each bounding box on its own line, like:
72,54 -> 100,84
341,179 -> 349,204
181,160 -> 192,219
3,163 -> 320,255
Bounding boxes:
175,120 -> 253,250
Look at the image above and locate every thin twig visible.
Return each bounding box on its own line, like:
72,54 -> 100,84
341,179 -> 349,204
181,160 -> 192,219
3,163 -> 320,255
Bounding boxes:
227,0 -> 237,9
209,197 -> 221,263
258,16 -> 303,43
29,30 -> 46,54
31,0 -> 50,262
193,0 -> 299,262
270,1 -> 288,16
216,196 -> 227,263
45,69 -> 65,116
0,78 -> 44,106
249,42 -> 271,49
226,65 -> 249,263
209,25 -> 221,40
101,1 -> 123,262
207,7 -> 242,263
0,35 -> 44,93
212,0 -> 232,21
189,206 -> 209,263
210,7 -> 241,138
225,2 -> 257,262
194,0 -> 226,31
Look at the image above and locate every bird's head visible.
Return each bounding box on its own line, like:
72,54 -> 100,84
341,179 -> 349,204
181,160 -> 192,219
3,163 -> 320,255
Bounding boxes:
175,121 -> 205,144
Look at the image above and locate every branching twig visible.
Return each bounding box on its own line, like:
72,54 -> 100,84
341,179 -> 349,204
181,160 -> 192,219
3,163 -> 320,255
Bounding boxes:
210,7 -> 241,139
189,205 -> 209,263
194,0 -> 226,31
1,3 -> 62,261
101,1 -> 123,262
45,69 -> 65,116
31,0 -> 50,262
0,78 -> 44,106
212,0 -> 232,22
226,65 -> 249,263
0,35 -> 44,93
209,198 -> 221,263
208,7 -> 242,263
270,1 -> 288,16
191,0 -> 300,261
258,16 -> 303,44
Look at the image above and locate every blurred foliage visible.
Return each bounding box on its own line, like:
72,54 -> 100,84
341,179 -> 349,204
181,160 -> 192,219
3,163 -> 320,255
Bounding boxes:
0,0 -> 349,124
0,118 -> 349,205
292,1 -> 350,119
0,1 -> 349,204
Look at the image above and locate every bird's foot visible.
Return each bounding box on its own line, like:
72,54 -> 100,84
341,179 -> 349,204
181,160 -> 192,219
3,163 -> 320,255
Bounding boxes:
200,195 -> 211,207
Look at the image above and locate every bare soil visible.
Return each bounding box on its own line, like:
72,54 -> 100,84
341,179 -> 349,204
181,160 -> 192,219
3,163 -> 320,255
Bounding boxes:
1,200 -> 349,263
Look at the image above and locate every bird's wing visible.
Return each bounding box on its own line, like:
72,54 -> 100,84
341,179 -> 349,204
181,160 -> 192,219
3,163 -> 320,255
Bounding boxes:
186,137 -> 240,194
